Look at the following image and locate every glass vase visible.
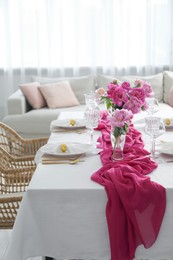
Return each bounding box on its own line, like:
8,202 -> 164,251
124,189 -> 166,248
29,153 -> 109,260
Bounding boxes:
110,131 -> 126,161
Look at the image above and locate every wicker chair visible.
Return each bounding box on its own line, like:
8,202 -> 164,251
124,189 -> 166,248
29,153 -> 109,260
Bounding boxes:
0,122 -> 48,228
0,122 -> 48,157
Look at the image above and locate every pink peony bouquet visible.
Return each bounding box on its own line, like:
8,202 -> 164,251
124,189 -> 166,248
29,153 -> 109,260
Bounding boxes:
96,79 -> 153,139
96,79 -> 153,114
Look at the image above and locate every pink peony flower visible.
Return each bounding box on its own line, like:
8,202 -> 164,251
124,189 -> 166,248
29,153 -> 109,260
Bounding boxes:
142,82 -> 153,97
112,86 -> 128,107
109,109 -> 132,128
134,79 -> 144,88
107,83 -> 116,98
121,81 -> 131,90
95,87 -> 106,96
129,88 -> 145,103
107,82 -> 122,98
124,96 -> 143,114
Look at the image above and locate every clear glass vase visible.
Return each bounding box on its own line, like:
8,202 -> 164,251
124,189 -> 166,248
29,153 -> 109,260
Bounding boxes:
110,131 -> 126,161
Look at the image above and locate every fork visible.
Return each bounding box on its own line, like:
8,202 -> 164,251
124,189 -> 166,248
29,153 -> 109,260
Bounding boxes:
52,128 -> 86,134
42,157 -> 83,165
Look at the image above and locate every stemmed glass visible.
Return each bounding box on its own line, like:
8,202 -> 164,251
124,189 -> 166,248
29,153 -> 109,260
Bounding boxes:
84,106 -> 100,147
84,93 -> 100,146
146,97 -> 160,115
84,93 -> 98,108
145,116 -> 166,160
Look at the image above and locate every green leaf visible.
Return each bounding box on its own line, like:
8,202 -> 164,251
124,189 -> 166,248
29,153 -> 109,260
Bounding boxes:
124,123 -> 129,133
113,127 -> 120,138
121,128 -> 126,135
104,98 -> 112,109
141,105 -> 145,111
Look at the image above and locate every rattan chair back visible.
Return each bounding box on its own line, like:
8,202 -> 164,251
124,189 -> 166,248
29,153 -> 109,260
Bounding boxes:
0,147 -> 36,194
0,122 -> 48,157
0,147 -> 36,228
0,122 -> 48,228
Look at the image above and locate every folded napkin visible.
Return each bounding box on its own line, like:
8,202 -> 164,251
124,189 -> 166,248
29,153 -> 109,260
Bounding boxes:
159,141 -> 173,155
91,113 -> 166,260
35,142 -> 101,164
50,119 -> 86,131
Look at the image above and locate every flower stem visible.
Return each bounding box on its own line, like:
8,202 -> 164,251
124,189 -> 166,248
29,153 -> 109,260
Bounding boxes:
150,137 -> 156,159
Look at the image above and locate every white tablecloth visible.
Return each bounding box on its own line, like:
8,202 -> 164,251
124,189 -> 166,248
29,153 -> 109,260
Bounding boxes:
3,111 -> 173,260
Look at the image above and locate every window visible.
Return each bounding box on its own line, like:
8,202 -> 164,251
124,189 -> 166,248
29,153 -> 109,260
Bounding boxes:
0,0 -> 172,70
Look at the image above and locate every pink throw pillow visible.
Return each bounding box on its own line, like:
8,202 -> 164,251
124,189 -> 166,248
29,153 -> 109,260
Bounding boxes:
168,86 -> 173,107
20,82 -> 46,109
38,81 -> 80,108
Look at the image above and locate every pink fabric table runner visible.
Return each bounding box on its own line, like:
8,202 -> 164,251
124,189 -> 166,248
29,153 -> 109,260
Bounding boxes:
91,111 -> 166,260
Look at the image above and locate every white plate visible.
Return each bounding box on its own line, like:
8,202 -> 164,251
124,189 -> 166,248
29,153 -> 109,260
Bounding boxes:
41,142 -> 91,158
160,143 -> 173,155
52,119 -> 86,130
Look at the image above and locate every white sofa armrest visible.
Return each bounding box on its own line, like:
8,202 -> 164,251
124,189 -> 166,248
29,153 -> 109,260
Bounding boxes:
7,89 -> 31,115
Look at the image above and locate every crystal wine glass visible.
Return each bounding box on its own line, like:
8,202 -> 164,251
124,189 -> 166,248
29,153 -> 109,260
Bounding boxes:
84,107 -> 100,147
145,116 -> 166,160
146,97 -> 160,115
84,93 -> 97,108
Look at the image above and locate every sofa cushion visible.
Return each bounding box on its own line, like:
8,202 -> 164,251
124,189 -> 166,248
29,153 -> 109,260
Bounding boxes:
31,75 -> 95,104
97,74 -> 117,89
167,86 -> 173,107
20,82 -> 46,109
163,71 -> 173,103
97,73 -> 163,102
38,81 -> 80,109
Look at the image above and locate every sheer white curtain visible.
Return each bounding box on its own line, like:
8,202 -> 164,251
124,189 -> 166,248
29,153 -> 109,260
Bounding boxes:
0,0 -> 173,119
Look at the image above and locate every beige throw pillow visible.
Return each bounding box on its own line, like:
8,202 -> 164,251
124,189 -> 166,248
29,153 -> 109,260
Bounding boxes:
20,82 -> 46,109
38,81 -> 80,109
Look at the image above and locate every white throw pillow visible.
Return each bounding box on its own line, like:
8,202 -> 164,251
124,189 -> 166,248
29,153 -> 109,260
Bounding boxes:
167,86 -> 173,107
163,71 -> 173,103
97,73 -> 163,102
38,81 -> 80,109
32,75 -> 95,104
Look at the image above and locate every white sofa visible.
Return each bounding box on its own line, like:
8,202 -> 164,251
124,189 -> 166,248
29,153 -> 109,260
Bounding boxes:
3,71 -> 173,139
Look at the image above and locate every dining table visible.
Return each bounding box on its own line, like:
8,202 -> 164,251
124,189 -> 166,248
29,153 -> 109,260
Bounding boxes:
3,111 -> 173,260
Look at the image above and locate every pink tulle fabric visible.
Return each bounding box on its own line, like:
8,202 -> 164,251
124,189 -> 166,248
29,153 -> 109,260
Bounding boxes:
92,111 -> 166,260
